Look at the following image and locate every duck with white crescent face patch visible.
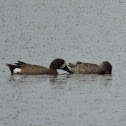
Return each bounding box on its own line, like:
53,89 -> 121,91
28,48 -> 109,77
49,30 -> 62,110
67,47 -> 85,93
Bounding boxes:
6,58 -> 74,75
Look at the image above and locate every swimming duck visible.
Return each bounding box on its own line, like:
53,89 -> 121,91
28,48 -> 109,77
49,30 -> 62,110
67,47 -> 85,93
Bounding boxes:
69,61 -> 112,74
6,58 -> 74,75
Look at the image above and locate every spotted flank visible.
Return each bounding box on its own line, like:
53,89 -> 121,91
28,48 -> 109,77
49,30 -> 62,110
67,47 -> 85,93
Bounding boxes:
69,61 -> 112,74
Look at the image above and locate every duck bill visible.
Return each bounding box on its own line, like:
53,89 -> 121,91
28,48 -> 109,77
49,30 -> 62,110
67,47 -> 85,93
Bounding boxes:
63,66 -> 74,74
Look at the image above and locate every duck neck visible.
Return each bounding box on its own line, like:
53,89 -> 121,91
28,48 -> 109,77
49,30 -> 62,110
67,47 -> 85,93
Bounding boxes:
49,65 -> 56,70
50,69 -> 58,75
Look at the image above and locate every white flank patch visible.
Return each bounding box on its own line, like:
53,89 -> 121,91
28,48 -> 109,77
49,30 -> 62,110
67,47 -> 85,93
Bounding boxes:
60,62 -> 66,69
14,68 -> 21,73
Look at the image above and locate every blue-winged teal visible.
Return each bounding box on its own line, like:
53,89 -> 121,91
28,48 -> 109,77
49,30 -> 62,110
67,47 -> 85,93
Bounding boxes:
6,58 -> 74,75
69,61 -> 112,74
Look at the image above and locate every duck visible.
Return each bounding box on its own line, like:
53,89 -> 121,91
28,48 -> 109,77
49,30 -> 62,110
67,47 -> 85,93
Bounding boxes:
6,58 -> 74,75
69,61 -> 112,74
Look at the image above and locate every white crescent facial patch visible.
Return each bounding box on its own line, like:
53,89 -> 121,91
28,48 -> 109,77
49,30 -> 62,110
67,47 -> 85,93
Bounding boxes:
60,62 -> 66,69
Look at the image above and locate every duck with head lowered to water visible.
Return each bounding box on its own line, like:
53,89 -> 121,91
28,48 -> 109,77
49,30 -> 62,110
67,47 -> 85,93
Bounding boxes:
6,58 -> 74,75
69,61 -> 112,75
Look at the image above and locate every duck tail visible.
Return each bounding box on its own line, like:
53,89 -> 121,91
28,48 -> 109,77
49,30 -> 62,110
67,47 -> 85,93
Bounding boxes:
6,64 -> 16,74
17,60 -> 26,64
6,62 -> 22,74
6,61 -> 26,74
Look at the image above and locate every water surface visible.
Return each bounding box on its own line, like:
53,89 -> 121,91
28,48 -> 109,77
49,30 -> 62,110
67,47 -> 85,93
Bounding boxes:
1,0 -> 126,126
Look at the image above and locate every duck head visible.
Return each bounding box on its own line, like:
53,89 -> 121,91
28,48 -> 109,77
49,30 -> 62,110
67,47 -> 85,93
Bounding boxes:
100,61 -> 112,74
50,58 -> 74,74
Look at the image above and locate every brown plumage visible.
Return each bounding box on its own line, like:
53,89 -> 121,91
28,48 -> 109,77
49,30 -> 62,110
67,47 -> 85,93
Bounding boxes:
69,61 -> 112,74
6,58 -> 74,75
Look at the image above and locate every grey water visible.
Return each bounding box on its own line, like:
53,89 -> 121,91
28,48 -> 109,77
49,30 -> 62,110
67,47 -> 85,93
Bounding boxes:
1,0 -> 126,126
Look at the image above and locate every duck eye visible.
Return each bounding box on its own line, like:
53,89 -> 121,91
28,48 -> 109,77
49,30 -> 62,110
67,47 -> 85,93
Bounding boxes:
106,65 -> 109,69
